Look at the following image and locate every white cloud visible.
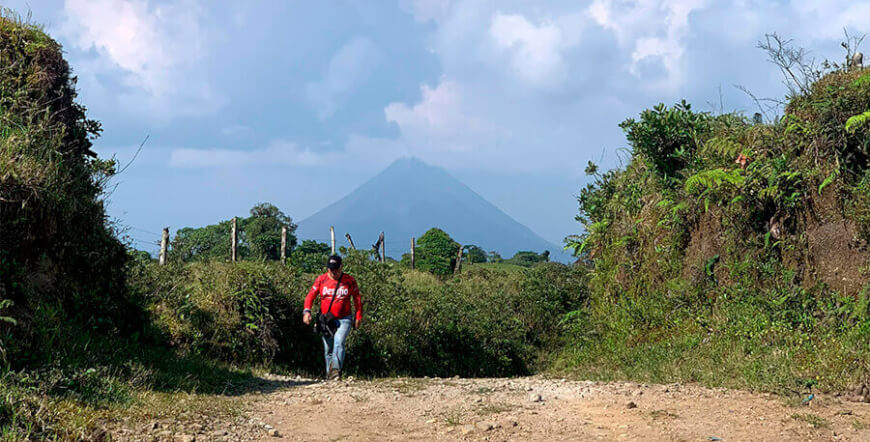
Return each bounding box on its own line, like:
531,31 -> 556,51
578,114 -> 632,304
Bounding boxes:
168,136 -> 405,170
489,13 -> 576,87
791,0 -> 870,41
588,0 -> 706,91
385,79 -> 501,153
60,0 -> 220,120
306,36 -> 380,120
169,141 -> 324,168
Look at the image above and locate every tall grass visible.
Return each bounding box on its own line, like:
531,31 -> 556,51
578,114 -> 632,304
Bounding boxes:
132,251 -> 586,378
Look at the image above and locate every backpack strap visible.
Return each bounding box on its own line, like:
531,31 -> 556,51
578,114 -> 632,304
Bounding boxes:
323,273 -> 342,315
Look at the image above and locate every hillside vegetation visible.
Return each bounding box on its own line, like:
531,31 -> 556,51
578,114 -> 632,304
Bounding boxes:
4,10 -> 870,440
131,253 -> 582,378
559,47 -> 870,393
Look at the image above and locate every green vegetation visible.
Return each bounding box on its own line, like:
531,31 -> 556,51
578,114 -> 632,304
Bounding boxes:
131,253 -> 583,377
4,11 -> 870,439
170,202 -> 297,262
463,245 -> 488,263
414,228 -> 461,275
504,250 -> 550,267
290,239 -> 331,272
557,39 -> 870,394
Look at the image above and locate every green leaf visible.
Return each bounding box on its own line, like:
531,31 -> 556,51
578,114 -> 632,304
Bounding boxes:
818,169 -> 838,195
845,111 -> 870,133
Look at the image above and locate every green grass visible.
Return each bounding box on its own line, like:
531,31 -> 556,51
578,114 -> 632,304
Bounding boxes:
443,408 -> 463,426
791,413 -> 830,429
0,327 -> 278,440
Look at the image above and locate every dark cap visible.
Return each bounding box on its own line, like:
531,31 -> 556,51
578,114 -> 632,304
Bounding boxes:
326,255 -> 342,269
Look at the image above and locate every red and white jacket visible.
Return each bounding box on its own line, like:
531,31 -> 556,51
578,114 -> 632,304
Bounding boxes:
303,273 -> 363,321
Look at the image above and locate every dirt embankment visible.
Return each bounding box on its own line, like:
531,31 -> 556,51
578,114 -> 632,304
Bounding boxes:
118,376 -> 870,441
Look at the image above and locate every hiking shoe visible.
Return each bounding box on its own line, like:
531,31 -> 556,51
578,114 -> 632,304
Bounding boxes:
328,366 -> 341,381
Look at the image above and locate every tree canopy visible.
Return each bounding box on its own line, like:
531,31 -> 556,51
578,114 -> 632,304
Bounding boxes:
463,244 -> 487,263
290,240 -> 331,272
504,250 -> 550,267
169,203 -> 297,262
416,228 -> 460,275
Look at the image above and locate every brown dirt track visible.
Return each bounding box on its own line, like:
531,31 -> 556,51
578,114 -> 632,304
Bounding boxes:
241,376 -> 870,441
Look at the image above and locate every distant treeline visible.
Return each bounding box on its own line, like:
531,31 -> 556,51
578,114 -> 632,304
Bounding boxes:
140,207 -> 552,275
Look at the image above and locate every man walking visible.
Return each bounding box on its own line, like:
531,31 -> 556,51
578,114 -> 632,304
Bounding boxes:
303,255 -> 363,380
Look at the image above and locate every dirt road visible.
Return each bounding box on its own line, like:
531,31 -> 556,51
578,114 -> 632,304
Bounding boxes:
123,376 -> 870,441
241,376 -> 870,441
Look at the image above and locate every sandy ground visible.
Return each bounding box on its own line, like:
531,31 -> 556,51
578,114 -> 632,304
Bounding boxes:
239,376 -> 870,442
118,375 -> 870,441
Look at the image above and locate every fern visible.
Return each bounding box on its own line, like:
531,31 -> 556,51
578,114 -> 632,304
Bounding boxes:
783,114 -> 807,135
685,168 -> 745,195
818,169 -> 838,195
703,136 -> 742,158
845,111 -> 870,133
852,73 -> 870,88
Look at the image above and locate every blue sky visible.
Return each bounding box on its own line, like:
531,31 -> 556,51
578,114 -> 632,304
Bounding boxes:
8,0 -> 869,251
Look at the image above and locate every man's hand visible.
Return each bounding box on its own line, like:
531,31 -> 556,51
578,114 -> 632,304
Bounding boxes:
303,311 -> 312,325
354,318 -> 362,330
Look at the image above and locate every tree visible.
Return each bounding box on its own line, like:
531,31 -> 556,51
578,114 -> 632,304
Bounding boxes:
291,240 -> 331,272
463,245 -> 487,263
505,251 -> 548,267
416,228 -> 460,276
169,203 -> 297,262
170,221 -> 235,262
487,251 -> 503,263
245,203 -> 297,260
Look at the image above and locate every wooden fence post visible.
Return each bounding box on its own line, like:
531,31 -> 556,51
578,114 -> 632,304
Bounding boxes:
281,225 -> 287,264
372,232 -> 384,261
410,237 -> 415,269
330,226 -> 336,255
454,244 -> 463,274
231,217 -> 238,262
380,233 -> 386,263
159,227 -> 169,265
346,233 -> 356,250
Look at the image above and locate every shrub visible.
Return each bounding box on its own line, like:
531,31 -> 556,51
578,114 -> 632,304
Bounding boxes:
415,228 -> 460,276
0,11 -> 135,361
128,254 -> 586,377
619,100 -> 711,181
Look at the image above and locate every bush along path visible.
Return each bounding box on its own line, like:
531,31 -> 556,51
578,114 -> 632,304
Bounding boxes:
110,375 -> 870,441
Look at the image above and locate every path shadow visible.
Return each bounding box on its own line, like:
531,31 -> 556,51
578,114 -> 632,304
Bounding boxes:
218,377 -> 318,396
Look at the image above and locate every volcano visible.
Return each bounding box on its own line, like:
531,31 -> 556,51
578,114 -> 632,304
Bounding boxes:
295,157 -> 566,262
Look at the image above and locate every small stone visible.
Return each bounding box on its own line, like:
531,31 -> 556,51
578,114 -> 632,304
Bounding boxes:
176,436 -> 195,442
528,393 -> 543,403
264,424 -> 273,430
268,429 -> 281,437
626,401 -> 638,409
426,418 -> 437,424
211,430 -> 228,437
461,424 -> 476,435
475,397 -> 484,403
501,417 -> 519,428
475,422 -> 494,431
